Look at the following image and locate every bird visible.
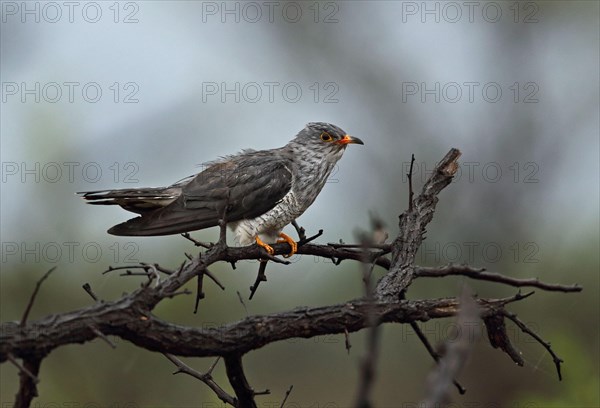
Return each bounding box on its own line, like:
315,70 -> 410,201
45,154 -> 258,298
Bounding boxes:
78,122 -> 363,256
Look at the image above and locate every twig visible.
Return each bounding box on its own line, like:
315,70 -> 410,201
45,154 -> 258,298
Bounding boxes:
194,270 -> 206,314
82,283 -> 99,301
237,291 -> 248,315
154,263 -> 175,275
104,264 -> 162,286
415,265 -> 582,293
164,354 -> 235,405
344,328 -> 352,354
181,232 -> 214,249
254,389 -> 271,395
409,321 -> 466,394
279,385 -> 294,408
164,289 -> 192,298
20,267 -> 56,327
88,325 -> 117,348
7,354 -> 39,384
249,261 -> 269,300
503,310 -> 564,381
407,153 -> 415,212
291,220 -> 306,241
204,269 -> 226,291
261,252 -> 291,265
298,229 -> 324,245
140,263 -> 161,287
327,242 -> 390,250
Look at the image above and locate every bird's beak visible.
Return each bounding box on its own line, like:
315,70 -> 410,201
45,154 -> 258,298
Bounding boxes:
336,135 -> 364,145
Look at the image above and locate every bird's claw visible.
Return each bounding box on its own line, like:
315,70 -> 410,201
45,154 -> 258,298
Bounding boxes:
277,232 -> 298,258
255,236 -> 275,255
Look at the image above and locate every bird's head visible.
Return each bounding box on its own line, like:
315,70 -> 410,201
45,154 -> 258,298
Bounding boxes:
291,122 -> 364,157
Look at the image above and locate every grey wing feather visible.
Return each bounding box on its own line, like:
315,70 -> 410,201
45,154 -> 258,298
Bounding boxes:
78,187 -> 181,214
107,155 -> 293,236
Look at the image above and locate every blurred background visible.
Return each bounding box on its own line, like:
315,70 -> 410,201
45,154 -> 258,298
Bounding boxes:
1,1 -> 598,406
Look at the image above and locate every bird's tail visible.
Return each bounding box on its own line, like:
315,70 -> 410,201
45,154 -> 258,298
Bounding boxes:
77,187 -> 181,214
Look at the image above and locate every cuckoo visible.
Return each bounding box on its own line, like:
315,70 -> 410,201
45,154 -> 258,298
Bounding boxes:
78,122 -> 363,256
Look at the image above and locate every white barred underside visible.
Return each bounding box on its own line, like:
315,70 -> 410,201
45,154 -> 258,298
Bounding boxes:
229,189 -> 302,246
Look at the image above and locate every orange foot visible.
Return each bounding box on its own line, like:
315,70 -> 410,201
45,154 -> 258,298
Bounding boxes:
277,232 -> 298,258
255,236 -> 274,255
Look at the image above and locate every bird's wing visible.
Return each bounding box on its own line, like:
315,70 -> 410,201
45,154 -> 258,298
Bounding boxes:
107,155 -> 293,236
78,187 -> 181,214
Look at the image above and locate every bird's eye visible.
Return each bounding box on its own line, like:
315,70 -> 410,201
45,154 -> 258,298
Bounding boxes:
320,132 -> 333,142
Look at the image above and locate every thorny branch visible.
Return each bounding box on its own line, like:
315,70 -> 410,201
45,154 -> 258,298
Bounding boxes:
164,354 -> 235,405
0,148 -> 582,407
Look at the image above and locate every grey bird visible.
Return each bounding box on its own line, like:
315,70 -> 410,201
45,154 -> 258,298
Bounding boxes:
78,122 -> 363,255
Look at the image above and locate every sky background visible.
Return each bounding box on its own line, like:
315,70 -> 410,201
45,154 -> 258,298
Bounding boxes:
1,1 -> 599,407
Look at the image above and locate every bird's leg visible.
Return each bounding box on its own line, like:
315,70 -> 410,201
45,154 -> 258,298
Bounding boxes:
277,232 -> 298,257
255,236 -> 275,255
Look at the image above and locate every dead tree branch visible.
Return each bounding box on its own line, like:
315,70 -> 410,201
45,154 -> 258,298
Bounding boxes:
0,148 -> 582,407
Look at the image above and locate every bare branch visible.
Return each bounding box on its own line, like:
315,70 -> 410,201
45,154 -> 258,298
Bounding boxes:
249,260 -> 269,300
407,153 -> 416,212
408,321 -> 466,394
344,328 -> 352,354
503,311 -> 564,381
236,291 -> 248,315
194,270 -> 206,314
291,220 -> 306,241
2,296 -> 508,361
20,267 -> 56,327
279,385 -> 294,408
164,354 -> 236,405
181,232 -> 214,249
415,265 -> 582,293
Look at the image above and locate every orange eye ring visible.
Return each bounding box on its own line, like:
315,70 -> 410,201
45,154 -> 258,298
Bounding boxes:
320,132 -> 333,142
